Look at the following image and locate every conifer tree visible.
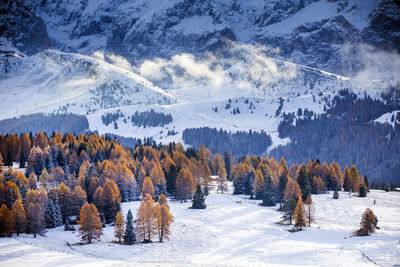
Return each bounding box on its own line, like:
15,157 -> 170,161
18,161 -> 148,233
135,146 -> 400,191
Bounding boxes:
297,166 -> 310,201
57,182 -> 72,222
192,184 -> 206,209
217,171 -> 228,194
293,198 -> 306,230
123,209 -> 136,245
12,200 -> 26,236
28,173 -> 37,190
0,204 -> 15,236
284,178 -> 301,202
19,148 -> 25,168
304,194 -> 315,227
102,179 -> 121,223
77,202 -> 102,244
45,189 -> 63,229
358,183 -> 367,197
114,211 -> 125,243
4,150 -> 12,167
357,208 -> 376,236
166,163 -> 177,196
262,176 -> 275,206
343,166 -> 351,191
364,175 -> 370,192
136,194 -> 157,242
254,169 -> 265,200
333,188 -> 339,199
175,168 -> 195,202
277,173 -> 288,207
282,199 -> 296,224
142,177 -> 155,199
26,202 -> 45,237
156,204 -> 173,242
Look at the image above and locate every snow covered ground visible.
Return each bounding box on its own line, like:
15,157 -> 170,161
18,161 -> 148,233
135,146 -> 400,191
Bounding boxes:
0,186 -> 399,267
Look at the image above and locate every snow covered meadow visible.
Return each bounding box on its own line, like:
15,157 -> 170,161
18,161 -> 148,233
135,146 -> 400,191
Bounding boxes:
0,186 -> 399,267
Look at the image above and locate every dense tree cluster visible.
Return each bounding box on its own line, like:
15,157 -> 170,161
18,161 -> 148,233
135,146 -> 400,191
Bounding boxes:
101,111 -> 124,127
0,113 -> 88,135
131,109 -> 172,127
183,127 -> 272,159
0,132 -> 216,241
271,91 -> 400,183
231,155 -> 367,227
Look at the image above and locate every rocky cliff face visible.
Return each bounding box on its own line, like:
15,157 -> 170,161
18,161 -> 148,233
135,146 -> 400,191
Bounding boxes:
0,0 -> 50,55
1,0 -> 399,75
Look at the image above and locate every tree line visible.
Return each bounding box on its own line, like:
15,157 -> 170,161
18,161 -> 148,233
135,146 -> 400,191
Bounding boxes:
271,90 -> 400,184
183,127 -> 272,159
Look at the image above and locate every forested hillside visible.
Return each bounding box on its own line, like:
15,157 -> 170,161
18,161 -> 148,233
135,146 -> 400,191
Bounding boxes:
270,89 -> 400,183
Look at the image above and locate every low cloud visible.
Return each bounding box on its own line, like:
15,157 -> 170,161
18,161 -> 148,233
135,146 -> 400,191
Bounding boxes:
134,41 -> 297,93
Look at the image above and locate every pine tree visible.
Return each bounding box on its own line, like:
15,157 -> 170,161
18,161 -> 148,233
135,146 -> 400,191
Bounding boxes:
262,176 -> 274,206
293,198 -> 307,230
136,194 -> 157,242
333,188 -> 339,199
304,194 -> 314,227
343,166 -> 351,191
357,208 -> 376,236
123,209 -> 136,245
166,163 -> 177,196
11,200 -> 26,236
19,148 -> 25,168
77,202 -> 102,244
4,150 -> 12,167
192,184 -> 206,209
114,211 -> 125,243
282,199 -> 296,225
64,217 -> 74,231
358,183 -> 367,197
297,166 -> 310,201
26,202 -> 45,237
45,197 -> 63,229
364,175 -> 370,192
277,173 -> 288,207
0,204 -> 15,237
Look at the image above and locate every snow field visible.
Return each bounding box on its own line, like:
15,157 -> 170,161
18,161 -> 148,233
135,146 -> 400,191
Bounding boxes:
0,187 -> 399,266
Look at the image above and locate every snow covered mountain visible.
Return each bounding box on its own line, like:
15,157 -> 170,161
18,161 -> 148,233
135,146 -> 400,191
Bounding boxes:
2,0 -> 399,75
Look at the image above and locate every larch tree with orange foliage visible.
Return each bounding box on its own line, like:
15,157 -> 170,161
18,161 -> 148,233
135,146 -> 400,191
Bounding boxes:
0,204 -> 15,237
175,168 -> 195,202
293,198 -> 307,230
12,200 -> 26,236
78,202 -> 103,244
284,178 -> 301,201
136,193 -> 157,243
155,196 -> 173,242
142,177 -> 155,199
114,211 -> 125,243
102,179 -> 121,223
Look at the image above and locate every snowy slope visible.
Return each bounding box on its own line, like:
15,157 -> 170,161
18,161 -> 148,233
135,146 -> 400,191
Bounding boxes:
0,49 -> 176,120
0,187 -> 398,266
